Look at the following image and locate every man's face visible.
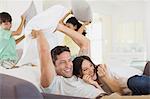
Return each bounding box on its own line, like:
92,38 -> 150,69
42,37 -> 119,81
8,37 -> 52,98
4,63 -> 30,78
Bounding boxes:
55,51 -> 73,78
0,21 -> 12,30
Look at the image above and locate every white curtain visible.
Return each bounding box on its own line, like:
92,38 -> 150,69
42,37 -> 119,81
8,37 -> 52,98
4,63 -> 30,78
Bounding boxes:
87,13 -> 102,64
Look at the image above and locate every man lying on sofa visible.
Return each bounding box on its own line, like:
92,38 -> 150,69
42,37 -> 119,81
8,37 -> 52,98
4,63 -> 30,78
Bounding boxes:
32,22 -> 127,98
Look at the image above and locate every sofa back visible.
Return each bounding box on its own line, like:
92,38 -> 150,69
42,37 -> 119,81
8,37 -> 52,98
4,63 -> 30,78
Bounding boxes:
0,73 -> 43,99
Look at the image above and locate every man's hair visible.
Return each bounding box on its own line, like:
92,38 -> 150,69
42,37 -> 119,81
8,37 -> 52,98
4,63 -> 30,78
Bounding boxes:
51,46 -> 70,65
0,12 -> 12,24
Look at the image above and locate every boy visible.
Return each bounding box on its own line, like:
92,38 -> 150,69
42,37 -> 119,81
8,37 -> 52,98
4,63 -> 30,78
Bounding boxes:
0,12 -> 25,69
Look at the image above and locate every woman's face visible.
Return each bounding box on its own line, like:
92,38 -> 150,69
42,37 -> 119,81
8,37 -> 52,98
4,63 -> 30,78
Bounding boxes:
66,23 -> 76,30
81,59 -> 97,80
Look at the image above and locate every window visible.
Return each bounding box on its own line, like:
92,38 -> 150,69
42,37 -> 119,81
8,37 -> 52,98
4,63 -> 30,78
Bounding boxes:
87,14 -> 102,64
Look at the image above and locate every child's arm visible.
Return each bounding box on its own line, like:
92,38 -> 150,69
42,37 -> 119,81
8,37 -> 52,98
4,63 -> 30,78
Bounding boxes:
12,16 -> 25,36
59,10 -> 72,25
56,23 -> 90,56
77,21 -> 91,34
15,35 -> 25,44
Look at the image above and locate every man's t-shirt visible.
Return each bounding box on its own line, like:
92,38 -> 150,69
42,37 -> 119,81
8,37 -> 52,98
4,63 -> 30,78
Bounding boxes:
42,75 -> 106,98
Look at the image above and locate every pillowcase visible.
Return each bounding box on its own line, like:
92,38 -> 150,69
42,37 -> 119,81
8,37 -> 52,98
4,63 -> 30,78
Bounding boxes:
16,5 -> 66,66
23,1 -> 37,26
71,0 -> 93,22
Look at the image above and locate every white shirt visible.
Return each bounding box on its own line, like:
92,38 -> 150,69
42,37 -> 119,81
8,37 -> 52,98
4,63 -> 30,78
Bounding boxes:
42,75 -> 106,98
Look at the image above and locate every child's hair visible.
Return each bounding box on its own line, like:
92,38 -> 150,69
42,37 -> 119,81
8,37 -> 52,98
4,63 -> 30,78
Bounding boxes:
66,17 -> 87,36
0,12 -> 12,24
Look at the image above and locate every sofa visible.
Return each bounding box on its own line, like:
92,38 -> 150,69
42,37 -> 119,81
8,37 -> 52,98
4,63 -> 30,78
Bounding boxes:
0,73 -> 87,99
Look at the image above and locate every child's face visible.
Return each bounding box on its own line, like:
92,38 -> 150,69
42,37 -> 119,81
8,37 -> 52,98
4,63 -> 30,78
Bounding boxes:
0,21 -> 12,30
66,23 -> 77,30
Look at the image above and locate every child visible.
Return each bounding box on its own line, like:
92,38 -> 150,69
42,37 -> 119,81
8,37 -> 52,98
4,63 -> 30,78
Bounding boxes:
59,11 -> 90,58
0,12 -> 25,69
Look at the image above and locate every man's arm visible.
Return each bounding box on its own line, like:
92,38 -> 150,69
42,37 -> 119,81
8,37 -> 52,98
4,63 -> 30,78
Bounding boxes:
34,30 -> 56,88
12,16 -> 25,36
57,23 -> 90,56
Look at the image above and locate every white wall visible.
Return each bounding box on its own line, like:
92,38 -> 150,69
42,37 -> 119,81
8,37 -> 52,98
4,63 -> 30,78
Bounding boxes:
43,0 -> 149,65
1,0 -> 148,65
145,1 -> 150,60
0,0 -> 43,31
87,1 -> 147,67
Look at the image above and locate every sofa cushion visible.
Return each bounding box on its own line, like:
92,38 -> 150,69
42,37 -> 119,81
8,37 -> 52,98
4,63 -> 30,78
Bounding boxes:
0,73 -> 43,99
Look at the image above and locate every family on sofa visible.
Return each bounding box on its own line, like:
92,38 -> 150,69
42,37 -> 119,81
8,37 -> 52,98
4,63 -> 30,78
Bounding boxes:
0,5 -> 150,99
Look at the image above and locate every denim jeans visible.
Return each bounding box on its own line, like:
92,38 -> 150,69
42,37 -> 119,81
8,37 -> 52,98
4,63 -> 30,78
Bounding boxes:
127,75 -> 150,95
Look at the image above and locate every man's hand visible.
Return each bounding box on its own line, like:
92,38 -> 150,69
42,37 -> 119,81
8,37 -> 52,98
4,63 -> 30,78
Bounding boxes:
31,29 -> 41,39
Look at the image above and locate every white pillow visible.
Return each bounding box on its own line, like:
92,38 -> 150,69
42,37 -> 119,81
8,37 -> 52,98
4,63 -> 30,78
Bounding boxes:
71,0 -> 93,22
23,1 -> 37,26
17,5 -> 66,66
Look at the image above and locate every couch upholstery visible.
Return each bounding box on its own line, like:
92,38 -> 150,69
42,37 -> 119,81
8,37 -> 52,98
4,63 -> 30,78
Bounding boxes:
0,73 -> 43,99
0,73 -> 87,99
143,61 -> 150,76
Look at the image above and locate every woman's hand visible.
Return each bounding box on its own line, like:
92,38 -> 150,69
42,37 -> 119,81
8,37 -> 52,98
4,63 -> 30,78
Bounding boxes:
97,64 -> 109,79
83,75 -> 97,85
83,75 -> 101,89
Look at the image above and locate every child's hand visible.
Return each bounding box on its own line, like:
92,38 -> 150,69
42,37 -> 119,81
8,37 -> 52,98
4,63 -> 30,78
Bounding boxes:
21,16 -> 26,21
68,10 -> 73,14
83,21 -> 91,26
21,15 -> 26,25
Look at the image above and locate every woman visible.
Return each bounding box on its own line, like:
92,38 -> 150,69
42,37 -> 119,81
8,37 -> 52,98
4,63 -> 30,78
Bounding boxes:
73,55 -> 123,95
59,11 -> 90,57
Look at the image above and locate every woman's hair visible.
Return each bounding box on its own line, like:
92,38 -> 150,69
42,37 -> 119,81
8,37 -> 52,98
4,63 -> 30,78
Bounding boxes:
73,55 -> 96,78
0,12 -> 12,24
66,17 -> 87,36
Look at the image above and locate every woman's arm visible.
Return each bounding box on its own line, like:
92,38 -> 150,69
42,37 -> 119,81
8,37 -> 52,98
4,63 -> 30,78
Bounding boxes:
97,64 -> 123,94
